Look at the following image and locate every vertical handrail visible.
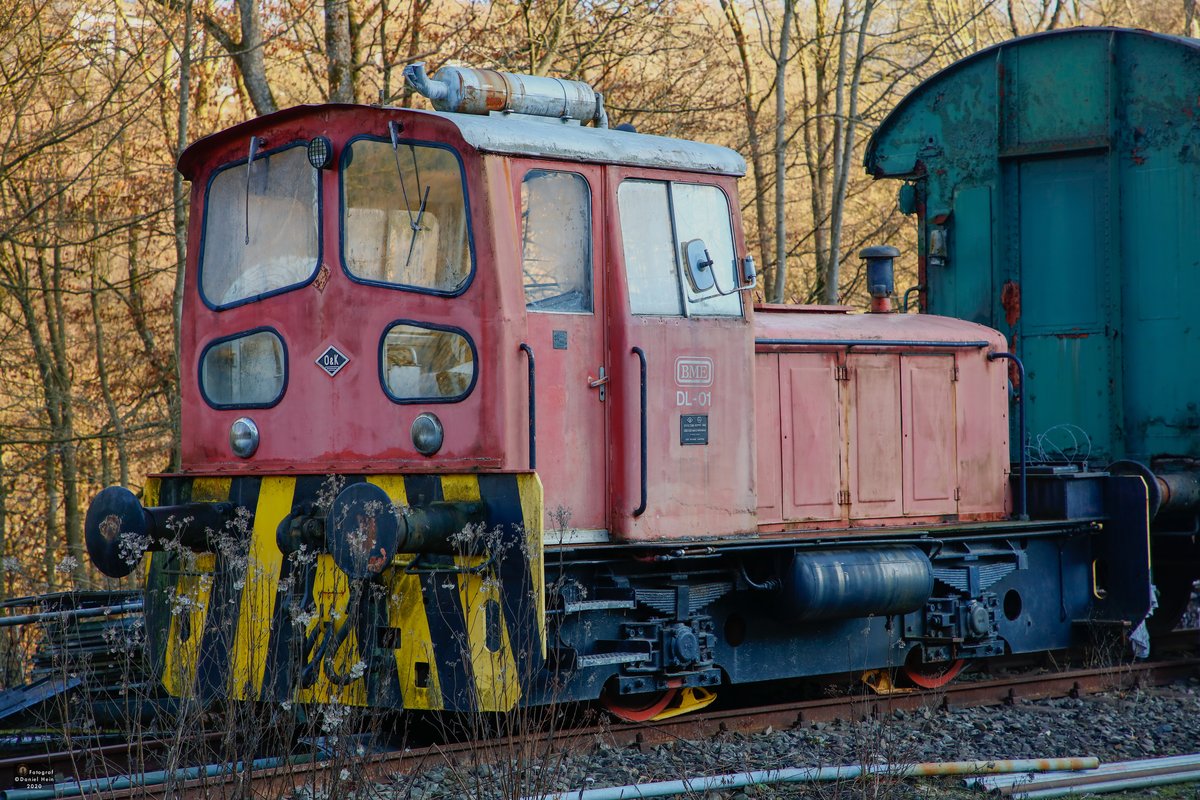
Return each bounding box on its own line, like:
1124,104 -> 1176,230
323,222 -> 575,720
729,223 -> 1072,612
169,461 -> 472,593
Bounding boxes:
519,343 -> 536,470
987,351 -> 1027,520
631,347 -> 647,517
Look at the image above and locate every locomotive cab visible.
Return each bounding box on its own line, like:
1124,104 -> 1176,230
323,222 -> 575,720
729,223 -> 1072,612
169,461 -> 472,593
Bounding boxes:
170,82 -> 759,543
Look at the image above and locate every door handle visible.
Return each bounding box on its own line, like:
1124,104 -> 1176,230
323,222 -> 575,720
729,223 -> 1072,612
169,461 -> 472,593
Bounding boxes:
588,366 -> 608,400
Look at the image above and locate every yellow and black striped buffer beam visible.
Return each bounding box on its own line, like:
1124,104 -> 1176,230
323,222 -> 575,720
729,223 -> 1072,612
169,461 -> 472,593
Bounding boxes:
142,473 -> 543,713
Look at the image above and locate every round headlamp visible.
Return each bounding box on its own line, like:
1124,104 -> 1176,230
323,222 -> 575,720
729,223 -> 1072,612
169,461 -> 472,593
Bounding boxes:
307,136 -> 333,169
230,417 -> 260,458
411,413 -> 444,456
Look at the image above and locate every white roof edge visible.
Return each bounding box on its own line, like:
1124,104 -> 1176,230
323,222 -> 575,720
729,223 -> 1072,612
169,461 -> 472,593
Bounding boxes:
424,110 -> 747,177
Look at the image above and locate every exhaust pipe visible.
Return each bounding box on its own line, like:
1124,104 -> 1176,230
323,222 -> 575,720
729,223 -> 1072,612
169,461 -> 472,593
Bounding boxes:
402,62 -> 608,127
860,245 -> 900,313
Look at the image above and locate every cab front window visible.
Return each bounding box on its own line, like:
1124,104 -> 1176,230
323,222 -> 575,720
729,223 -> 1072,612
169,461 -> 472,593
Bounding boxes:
381,322 -> 476,402
342,138 -> 472,294
200,145 -> 320,308
200,329 -> 287,408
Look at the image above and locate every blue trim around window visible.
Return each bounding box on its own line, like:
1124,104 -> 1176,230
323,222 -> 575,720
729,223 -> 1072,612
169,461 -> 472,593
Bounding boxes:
198,327 -> 289,410
196,141 -> 324,311
338,134 -> 476,297
378,319 -> 479,404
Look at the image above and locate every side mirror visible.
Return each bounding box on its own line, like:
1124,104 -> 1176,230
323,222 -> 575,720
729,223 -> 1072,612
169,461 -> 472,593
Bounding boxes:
683,239 -> 715,293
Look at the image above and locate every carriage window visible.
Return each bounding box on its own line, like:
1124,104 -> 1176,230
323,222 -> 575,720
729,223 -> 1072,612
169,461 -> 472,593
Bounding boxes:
618,179 -> 742,317
342,139 -> 472,294
522,171 -> 592,313
200,146 -> 320,308
381,323 -> 476,402
200,330 -> 286,408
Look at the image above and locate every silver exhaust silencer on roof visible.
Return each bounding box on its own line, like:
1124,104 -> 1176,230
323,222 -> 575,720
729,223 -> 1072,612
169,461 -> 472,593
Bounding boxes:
403,62 -> 608,127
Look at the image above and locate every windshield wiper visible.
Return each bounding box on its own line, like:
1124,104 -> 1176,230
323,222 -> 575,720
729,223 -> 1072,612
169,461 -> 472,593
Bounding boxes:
388,121 -> 418,231
388,122 -> 434,269
244,136 -> 264,245
406,184 -> 431,268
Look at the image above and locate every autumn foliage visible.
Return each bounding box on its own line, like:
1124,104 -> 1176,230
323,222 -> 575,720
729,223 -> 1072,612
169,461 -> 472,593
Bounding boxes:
0,0 -> 1192,593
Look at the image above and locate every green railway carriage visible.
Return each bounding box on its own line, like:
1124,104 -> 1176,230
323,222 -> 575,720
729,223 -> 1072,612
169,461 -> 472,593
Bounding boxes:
866,26 -> 1200,623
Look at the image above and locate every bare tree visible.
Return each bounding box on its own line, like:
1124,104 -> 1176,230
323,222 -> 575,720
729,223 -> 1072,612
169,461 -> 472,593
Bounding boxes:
200,0 -> 279,115
770,0 -> 796,303
1007,0 -> 1064,35
823,0 -> 875,304
326,0 -> 356,101
721,0 -> 774,292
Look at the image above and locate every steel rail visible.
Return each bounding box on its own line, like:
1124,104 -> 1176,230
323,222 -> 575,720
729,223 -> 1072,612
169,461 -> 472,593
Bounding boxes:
76,643 -> 1199,800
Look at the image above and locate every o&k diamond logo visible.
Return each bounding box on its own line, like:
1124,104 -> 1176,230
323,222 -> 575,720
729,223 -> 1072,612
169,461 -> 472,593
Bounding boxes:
317,345 -> 349,377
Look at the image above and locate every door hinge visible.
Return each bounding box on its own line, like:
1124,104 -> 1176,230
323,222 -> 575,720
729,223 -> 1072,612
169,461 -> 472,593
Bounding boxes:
951,365 -> 960,382
954,487 -> 961,501
837,489 -> 851,505
835,365 -> 849,381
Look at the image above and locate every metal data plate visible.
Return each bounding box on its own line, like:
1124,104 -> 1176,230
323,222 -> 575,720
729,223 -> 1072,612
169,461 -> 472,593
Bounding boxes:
680,414 -> 708,446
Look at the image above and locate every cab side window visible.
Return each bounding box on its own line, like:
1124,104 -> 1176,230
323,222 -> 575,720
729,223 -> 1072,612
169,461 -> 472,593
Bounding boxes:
672,183 -> 741,317
618,180 -> 682,315
522,170 -> 592,313
618,178 -> 742,318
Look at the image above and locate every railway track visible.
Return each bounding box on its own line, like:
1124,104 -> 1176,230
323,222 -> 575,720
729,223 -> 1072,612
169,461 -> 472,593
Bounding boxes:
12,630 -> 1185,800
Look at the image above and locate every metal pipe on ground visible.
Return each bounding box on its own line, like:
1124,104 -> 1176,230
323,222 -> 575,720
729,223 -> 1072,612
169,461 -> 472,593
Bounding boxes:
525,758 -> 1099,800
1008,767 -> 1200,799
969,753 -> 1200,790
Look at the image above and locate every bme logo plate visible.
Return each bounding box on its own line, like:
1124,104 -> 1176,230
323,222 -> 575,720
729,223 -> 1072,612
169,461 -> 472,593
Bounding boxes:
674,356 -> 713,387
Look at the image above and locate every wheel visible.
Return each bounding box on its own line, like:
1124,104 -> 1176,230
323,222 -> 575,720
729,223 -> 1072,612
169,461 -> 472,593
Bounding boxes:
902,659 -> 966,689
600,686 -> 679,722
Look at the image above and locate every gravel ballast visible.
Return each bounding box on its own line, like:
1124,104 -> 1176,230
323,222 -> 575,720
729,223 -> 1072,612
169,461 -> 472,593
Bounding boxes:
375,677 -> 1200,800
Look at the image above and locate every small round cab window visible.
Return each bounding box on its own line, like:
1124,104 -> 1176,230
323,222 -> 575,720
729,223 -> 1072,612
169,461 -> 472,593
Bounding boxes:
343,140 -> 471,292
382,324 -> 474,401
201,146 -> 319,307
202,330 -> 286,407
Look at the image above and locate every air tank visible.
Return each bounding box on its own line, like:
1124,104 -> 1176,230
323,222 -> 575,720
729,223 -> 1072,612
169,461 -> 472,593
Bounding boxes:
404,62 -> 607,127
779,546 -> 933,622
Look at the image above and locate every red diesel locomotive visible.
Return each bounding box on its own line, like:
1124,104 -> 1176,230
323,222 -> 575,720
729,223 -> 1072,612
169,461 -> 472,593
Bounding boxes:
85,64 -> 1153,718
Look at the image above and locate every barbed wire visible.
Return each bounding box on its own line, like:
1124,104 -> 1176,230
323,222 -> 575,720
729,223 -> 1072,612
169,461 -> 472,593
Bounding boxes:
1025,423 -> 1093,468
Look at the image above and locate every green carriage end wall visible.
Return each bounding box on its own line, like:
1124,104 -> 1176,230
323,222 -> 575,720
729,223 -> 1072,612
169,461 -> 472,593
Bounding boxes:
866,26 -> 1200,465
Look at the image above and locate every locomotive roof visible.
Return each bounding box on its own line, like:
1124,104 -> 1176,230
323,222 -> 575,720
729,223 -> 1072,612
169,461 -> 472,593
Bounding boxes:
430,110 -> 747,176
178,103 -> 746,178
754,305 -> 1008,348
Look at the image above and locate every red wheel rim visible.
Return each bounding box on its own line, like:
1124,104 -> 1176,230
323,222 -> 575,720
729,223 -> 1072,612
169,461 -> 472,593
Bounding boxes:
903,659 -> 966,689
600,679 -> 683,722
